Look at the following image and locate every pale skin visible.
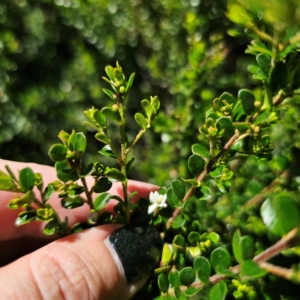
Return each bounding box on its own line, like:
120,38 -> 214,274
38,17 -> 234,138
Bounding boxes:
0,159 -> 157,300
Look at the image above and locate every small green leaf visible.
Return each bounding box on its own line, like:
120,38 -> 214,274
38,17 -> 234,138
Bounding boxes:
210,165 -> 225,178
43,185 -> 55,202
179,267 -> 196,286
102,88 -> 116,101
192,144 -> 211,161
158,273 -> 169,293
240,260 -> 267,279
75,132 -> 87,153
8,191 -> 35,209
101,107 -> 121,122
61,197 -> 85,209
199,186 -> 212,200
209,280 -> 228,300
99,145 -> 116,158
270,61 -> 289,93
216,117 -> 235,140
256,53 -> 271,76
210,247 -> 231,272
220,92 -> 235,104
238,89 -> 256,115
167,188 -> 180,208
95,133 -> 111,144
19,167 -> 35,191
188,231 -> 201,244
125,73 -> 135,93
43,220 -> 58,235
161,243 -> 173,265
55,161 -> 79,182
172,214 -> 185,229
188,154 -> 205,176
239,235 -> 255,261
172,179 -> 185,200
151,96 -> 160,113
105,65 -> 115,81
48,144 -> 68,161
134,112 -> 147,129
58,130 -> 70,145
126,157 -> 135,174
0,170 -> 15,190
15,210 -> 37,226
94,177 -> 112,193
261,194 -> 300,236
94,192 -> 111,211
232,229 -> 243,263
141,99 -> 153,119
173,234 -> 185,247
168,270 -> 180,288
93,110 -> 107,128
105,168 -> 126,182
194,256 -> 211,277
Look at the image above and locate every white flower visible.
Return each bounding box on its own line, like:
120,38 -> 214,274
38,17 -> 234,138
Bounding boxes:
148,191 -> 167,214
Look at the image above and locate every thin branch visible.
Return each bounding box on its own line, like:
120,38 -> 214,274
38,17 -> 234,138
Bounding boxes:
259,262 -> 298,282
166,132 -> 240,229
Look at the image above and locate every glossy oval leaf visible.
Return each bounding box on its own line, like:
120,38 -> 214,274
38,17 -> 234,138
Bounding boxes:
209,280 -> 228,300
141,99 -> 153,118
94,192 -> 111,211
194,256 -> 211,277
61,197 -> 85,209
210,247 -> 231,272
192,144 -> 211,161
179,267 -> 196,286
0,170 -> 15,191
240,260 -> 267,279
238,89 -> 255,115
172,179 -> 185,200
167,188 -> 180,208
270,61 -> 289,93
261,195 -> 300,236
55,161 -> 79,182
172,214 -> 185,229
105,168 -> 126,182
188,154 -> 205,176
168,270 -> 180,288
48,144 -> 68,161
19,167 -> 35,191
101,107 -> 121,122
256,53 -> 271,75
94,177 -> 112,193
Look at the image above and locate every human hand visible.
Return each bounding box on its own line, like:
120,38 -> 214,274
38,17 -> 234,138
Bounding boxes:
0,160 -> 162,300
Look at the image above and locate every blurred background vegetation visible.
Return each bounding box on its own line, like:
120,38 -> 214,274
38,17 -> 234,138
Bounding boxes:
0,0 -> 252,185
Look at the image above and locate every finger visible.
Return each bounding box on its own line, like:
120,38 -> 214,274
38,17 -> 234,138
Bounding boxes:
0,159 -> 158,240
0,224 -> 163,300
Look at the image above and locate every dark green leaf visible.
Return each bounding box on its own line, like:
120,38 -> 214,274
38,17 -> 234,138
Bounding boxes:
15,210 -> 37,226
101,107 -> 121,122
0,170 -> 15,191
220,92 -> 235,104
61,197 -> 85,209
8,191 -> 35,209
105,168 -> 126,182
126,157 -> 135,174
19,167 -> 35,191
240,260 -> 267,279
172,214 -> 185,229
125,73 -> 135,93
134,112 -> 147,129
94,177 -> 112,193
238,89 -> 255,115
93,110 -> 107,128
210,247 -> 231,272
55,161 -> 79,182
158,273 -> 169,293
192,144 -> 211,161
94,192 -> 111,211
179,267 -> 196,286
270,61 -> 289,93
216,117 -> 235,140
173,234 -> 185,247
256,53 -> 271,75
188,231 -> 201,244
188,154 -> 205,176
209,280 -> 228,300
43,185 -> 55,202
48,144 -> 68,161
210,165 -> 225,178
194,256 -> 211,277
167,188 -> 180,208
261,194 -> 300,236
232,229 -> 243,263
168,270 -> 180,288
172,179 -> 185,200
199,186 -> 212,200
43,220 -> 58,235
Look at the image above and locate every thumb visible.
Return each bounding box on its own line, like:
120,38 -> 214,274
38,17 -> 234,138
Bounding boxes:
0,224 -> 163,300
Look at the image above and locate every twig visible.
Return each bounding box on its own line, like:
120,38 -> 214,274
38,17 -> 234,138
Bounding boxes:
166,132 -> 240,229
259,262 -> 299,282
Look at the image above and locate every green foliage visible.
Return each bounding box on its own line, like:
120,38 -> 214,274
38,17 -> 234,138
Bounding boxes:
1,0 -> 300,299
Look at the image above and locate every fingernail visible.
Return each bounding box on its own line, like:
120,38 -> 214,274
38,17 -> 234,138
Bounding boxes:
105,224 -> 163,283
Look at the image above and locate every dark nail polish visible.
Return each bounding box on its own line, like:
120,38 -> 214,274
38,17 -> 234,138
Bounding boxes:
108,224 -> 163,282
